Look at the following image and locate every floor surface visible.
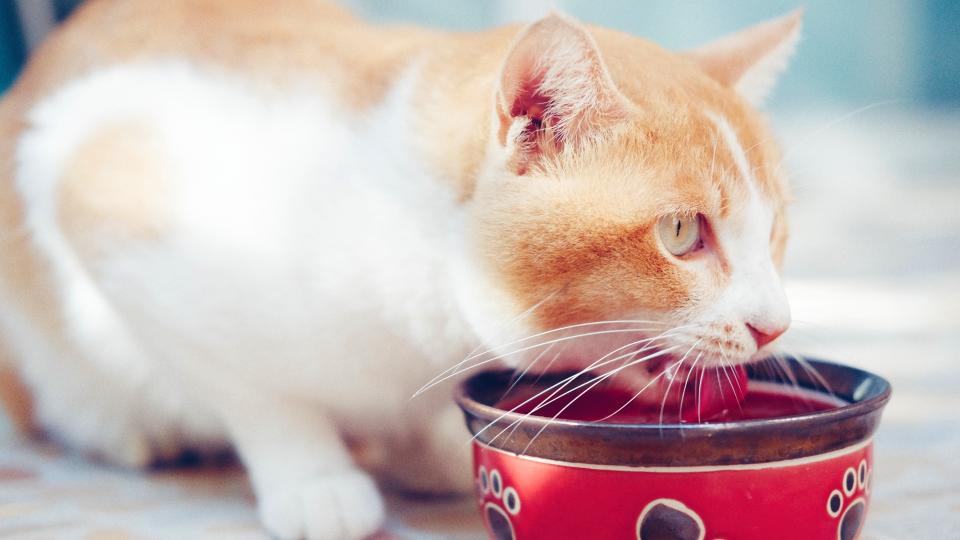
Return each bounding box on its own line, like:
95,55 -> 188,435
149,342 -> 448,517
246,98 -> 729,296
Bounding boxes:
1,109 -> 958,539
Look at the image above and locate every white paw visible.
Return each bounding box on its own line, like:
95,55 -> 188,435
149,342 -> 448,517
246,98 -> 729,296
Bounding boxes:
259,469 -> 385,540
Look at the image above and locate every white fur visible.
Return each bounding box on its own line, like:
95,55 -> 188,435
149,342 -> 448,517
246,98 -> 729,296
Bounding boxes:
735,23 -> 801,106
8,60 -> 479,539
669,112 -> 790,365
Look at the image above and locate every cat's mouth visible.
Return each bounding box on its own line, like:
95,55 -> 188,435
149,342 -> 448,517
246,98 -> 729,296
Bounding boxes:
636,356 -> 749,422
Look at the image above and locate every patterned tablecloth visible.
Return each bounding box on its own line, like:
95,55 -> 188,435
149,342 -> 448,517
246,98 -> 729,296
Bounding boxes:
1,110 -> 958,539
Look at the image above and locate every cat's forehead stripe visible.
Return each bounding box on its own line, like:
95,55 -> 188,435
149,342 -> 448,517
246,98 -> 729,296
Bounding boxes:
705,110 -> 754,189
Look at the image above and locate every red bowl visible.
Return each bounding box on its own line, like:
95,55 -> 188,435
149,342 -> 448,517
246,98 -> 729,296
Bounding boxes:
455,358 -> 891,540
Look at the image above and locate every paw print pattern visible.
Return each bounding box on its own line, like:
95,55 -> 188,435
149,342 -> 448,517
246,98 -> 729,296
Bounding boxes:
636,499 -> 705,540
478,466 -> 520,540
827,459 -> 869,540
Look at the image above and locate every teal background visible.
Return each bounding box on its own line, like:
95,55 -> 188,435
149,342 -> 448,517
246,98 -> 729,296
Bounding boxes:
0,0 -> 25,92
1,0 -> 958,110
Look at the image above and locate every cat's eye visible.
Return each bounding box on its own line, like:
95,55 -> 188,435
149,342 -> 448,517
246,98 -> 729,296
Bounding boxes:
657,214 -> 701,256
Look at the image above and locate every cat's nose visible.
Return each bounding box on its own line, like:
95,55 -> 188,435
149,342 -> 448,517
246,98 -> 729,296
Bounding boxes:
746,322 -> 786,349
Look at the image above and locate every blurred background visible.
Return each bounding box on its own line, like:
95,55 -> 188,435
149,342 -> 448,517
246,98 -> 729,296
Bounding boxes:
1,0 -> 958,538
3,0 -> 959,107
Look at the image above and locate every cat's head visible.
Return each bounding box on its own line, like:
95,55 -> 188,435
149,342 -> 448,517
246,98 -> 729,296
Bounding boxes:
459,11 -> 802,378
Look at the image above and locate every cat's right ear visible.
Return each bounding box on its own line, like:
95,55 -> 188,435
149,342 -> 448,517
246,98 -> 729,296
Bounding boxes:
495,13 -> 630,175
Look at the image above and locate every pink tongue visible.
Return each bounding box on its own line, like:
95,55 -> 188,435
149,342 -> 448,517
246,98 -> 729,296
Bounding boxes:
660,364 -> 749,423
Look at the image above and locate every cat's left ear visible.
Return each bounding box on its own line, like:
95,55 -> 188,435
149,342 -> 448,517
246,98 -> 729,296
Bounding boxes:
686,10 -> 803,106
495,13 -> 631,174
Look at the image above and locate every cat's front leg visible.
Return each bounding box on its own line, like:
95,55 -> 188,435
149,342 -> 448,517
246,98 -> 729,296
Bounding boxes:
380,401 -> 474,495
218,390 -> 384,540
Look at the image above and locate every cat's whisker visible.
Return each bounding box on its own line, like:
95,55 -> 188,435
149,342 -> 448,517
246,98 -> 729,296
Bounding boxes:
530,343 -> 566,386
696,353 -> 708,423
719,357 -> 744,415
473,335 -> 675,446
719,347 -> 745,399
459,318 -> 672,365
779,348 -> 835,397
516,346 -> 684,455
479,324 -> 701,447
772,351 -> 819,409
592,338 -> 703,423
500,342 -> 555,401
415,291 -> 558,396
483,330 -> 692,446
773,99 -> 905,177
663,339 -> 703,423
677,347 -> 705,424
489,344 -> 676,447
603,332 -> 670,389
418,318 -> 676,397
415,326 -> 666,397
773,354 -> 801,392
590,359 -> 677,423
658,348 -> 691,429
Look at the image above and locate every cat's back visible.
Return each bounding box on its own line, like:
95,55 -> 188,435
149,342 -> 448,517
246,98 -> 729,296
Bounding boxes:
6,0 -> 439,106
0,0 -> 477,436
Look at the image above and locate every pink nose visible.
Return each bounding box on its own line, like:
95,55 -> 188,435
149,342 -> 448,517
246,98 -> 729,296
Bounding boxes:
746,323 -> 786,349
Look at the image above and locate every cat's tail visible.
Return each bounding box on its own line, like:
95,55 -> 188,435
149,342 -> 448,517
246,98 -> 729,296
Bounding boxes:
0,68 -> 38,437
0,364 -> 33,435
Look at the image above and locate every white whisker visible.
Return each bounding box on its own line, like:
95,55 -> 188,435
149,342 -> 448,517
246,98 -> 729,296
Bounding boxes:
418,326 -> 667,397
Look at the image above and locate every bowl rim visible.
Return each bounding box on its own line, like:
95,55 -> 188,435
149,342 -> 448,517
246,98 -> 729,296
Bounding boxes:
454,357 -> 892,466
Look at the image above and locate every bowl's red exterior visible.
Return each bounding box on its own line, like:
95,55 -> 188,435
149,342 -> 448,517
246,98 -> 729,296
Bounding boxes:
473,439 -> 872,540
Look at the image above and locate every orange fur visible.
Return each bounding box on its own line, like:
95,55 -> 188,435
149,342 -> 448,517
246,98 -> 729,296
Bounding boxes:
0,0 -> 797,436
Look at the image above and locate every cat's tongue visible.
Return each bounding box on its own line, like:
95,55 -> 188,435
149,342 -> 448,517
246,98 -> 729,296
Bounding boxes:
654,362 -> 749,423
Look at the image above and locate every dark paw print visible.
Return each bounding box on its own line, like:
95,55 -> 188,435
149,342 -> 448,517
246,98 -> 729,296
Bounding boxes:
478,466 -> 520,540
637,499 -> 705,540
827,459 -> 869,540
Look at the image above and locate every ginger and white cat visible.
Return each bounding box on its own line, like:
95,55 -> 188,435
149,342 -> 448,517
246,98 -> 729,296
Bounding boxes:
0,1 -> 800,538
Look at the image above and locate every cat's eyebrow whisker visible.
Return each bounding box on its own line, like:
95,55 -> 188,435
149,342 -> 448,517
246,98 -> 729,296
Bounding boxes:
773,99 -> 905,177
708,132 -> 719,181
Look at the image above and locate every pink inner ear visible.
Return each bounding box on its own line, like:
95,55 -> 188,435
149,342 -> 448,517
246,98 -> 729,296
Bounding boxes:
510,80 -> 550,138
510,80 -> 548,128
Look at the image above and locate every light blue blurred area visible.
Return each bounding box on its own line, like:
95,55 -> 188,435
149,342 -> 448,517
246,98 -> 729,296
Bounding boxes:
343,0 -> 959,112
1,0 -> 958,110
0,0 -> 26,92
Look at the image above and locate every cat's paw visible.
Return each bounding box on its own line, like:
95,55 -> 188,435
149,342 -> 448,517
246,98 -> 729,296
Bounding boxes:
477,466 -> 521,540
258,469 -> 384,540
827,459 -> 869,540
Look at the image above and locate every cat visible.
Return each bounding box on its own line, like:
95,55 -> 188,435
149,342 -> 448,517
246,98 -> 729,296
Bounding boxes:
0,1 -> 800,538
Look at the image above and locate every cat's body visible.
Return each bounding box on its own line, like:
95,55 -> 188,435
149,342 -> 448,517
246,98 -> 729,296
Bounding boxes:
0,1 -> 801,538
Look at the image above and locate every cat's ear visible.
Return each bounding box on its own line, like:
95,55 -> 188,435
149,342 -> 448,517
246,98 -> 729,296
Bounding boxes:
686,10 -> 803,106
495,13 -> 630,174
